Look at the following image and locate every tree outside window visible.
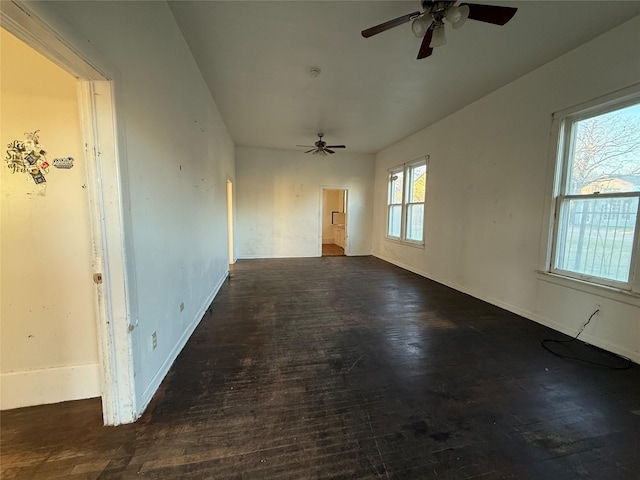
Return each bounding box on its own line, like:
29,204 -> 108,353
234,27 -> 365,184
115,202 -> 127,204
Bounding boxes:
386,159 -> 427,245
552,96 -> 640,289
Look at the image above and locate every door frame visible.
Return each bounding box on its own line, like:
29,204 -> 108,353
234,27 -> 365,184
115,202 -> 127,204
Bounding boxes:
1,1 -> 136,424
226,178 -> 235,265
319,186 -> 349,256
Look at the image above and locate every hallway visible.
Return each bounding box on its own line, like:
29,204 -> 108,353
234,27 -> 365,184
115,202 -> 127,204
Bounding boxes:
2,257 -> 639,479
322,243 -> 345,256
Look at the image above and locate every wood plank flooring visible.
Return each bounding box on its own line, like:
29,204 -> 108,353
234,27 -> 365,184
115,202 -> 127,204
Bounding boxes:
322,244 -> 344,256
2,256 -> 639,479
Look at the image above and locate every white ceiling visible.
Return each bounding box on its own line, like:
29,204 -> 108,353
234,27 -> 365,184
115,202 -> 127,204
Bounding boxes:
168,1 -> 640,154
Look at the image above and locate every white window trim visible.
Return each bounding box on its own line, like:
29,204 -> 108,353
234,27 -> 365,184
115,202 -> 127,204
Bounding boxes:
540,83 -> 640,298
386,165 -> 403,241
385,156 -> 428,247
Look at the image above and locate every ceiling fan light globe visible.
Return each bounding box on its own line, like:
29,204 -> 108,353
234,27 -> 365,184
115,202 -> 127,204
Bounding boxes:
430,24 -> 447,48
451,5 -> 469,29
445,6 -> 461,24
411,16 -> 430,38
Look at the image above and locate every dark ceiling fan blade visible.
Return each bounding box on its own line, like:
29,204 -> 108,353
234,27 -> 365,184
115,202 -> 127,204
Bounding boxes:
325,149 -> 336,154
325,145 -> 346,149
417,24 -> 434,59
305,149 -> 316,153
296,145 -> 315,148
361,11 -> 421,38
461,3 -> 517,26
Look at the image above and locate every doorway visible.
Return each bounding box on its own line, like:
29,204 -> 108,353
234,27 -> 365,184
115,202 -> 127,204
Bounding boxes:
227,179 -> 234,264
0,27 -> 103,410
321,188 -> 347,256
1,2 -> 134,425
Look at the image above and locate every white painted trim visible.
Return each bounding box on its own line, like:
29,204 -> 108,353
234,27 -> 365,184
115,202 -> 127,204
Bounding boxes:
536,271 -> 640,307
0,364 -> 101,410
0,1 -> 106,80
137,271 -> 230,413
78,81 -> 136,425
238,254 -> 322,260
373,253 -> 640,365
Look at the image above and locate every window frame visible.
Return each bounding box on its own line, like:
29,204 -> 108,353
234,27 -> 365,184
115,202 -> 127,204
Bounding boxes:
386,165 -> 404,241
545,86 -> 640,295
385,157 -> 428,247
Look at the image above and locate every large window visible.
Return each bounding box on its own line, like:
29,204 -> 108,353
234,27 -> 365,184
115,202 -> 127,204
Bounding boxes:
387,158 -> 427,245
549,90 -> 640,292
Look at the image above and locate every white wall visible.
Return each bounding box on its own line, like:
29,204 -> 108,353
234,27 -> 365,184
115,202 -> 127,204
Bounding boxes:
372,16 -> 640,363
236,147 -> 374,258
0,29 -> 100,409
28,1 -> 236,416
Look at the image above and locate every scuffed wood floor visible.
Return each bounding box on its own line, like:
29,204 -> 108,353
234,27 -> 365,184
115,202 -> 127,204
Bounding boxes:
2,256 -> 639,479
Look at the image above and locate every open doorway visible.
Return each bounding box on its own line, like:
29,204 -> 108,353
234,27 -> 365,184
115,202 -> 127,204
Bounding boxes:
0,27 -> 101,410
227,179 -> 234,264
321,188 -> 347,256
1,2 -> 134,425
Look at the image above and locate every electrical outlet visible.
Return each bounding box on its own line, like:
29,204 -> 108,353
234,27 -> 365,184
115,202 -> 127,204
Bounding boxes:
180,302 -> 185,312
151,331 -> 157,350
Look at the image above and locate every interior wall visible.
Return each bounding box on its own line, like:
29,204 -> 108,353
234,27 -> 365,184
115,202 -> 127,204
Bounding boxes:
0,29 -> 100,409
29,1 -> 236,415
372,16 -> 640,363
236,147 -> 374,258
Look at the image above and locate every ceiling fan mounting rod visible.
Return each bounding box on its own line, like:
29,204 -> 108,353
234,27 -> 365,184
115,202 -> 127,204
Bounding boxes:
422,1 -> 453,22
422,0 -> 454,10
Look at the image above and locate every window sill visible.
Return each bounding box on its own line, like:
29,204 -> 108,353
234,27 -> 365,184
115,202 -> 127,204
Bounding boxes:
384,236 -> 425,249
536,270 -> 640,307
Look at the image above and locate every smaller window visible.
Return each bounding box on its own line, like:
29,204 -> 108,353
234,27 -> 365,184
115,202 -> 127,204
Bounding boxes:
387,168 -> 404,239
386,158 -> 427,245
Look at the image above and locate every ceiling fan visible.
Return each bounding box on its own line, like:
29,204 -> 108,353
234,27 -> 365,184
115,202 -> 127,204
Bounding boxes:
361,1 -> 517,59
296,133 -> 346,155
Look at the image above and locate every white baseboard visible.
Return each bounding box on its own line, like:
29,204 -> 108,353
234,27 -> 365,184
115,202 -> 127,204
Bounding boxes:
0,363 -> 100,410
237,254 -> 321,259
137,271 -> 230,416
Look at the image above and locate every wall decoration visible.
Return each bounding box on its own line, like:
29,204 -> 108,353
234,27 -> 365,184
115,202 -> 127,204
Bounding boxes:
53,157 -> 74,169
4,130 -> 66,184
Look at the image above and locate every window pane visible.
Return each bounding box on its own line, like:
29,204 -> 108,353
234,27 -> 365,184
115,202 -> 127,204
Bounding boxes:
388,205 -> 402,237
567,103 -> 640,195
407,164 -> 426,203
389,171 -> 404,205
406,203 -> 424,242
555,197 -> 638,282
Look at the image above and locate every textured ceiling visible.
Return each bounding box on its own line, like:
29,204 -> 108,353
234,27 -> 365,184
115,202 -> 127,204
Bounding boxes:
168,1 -> 640,154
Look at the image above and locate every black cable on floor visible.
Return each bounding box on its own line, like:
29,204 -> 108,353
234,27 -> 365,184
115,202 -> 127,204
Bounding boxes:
541,309 -> 633,370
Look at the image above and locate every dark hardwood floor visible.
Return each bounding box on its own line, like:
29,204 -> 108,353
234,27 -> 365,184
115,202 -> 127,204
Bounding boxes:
2,256 -> 639,479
